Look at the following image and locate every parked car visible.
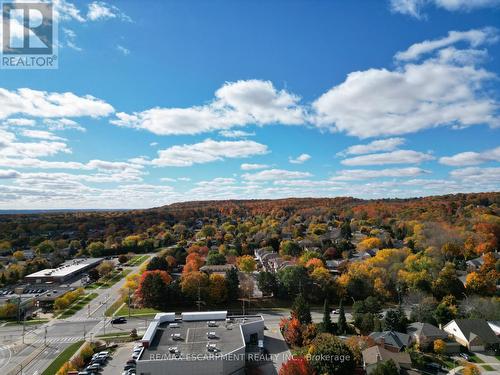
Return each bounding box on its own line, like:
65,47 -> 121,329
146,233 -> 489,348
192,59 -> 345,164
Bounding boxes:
459,353 -> 470,361
112,317 -> 127,324
85,363 -> 101,372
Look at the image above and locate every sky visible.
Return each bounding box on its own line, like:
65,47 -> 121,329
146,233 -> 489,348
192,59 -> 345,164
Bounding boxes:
0,0 -> 499,209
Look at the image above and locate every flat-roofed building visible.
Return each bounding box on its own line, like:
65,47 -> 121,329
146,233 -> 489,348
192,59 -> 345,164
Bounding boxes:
24,258 -> 103,284
137,311 -> 264,375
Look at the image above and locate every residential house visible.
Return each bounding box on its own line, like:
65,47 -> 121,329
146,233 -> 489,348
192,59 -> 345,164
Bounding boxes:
362,345 -> 412,374
407,322 -> 459,352
466,252 -> 500,272
369,331 -> 411,352
443,319 -> 500,352
199,264 -> 236,277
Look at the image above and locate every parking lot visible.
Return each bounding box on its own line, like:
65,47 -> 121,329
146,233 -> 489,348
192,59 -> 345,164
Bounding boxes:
101,341 -> 136,375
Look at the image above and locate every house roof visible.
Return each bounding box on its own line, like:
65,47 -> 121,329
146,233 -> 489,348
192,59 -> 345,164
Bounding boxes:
445,319 -> 500,345
369,331 -> 411,350
362,345 -> 411,368
407,322 -> 448,339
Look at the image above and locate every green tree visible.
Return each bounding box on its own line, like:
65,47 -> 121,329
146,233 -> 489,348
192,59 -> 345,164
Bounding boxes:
147,256 -> 169,271
36,240 -> 55,256
277,266 -> 311,296
87,241 -> 105,257
371,359 -> 399,375
308,333 -> 355,375
384,307 -> 407,332
337,299 -> 347,334
206,252 -> 226,265
292,293 -> 312,324
225,267 -> 240,300
257,271 -> 278,296
340,221 -> 352,239
279,240 -> 301,257
321,298 -> 334,333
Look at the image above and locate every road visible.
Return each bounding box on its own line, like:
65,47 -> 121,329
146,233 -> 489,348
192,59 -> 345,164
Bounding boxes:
0,254 -> 152,375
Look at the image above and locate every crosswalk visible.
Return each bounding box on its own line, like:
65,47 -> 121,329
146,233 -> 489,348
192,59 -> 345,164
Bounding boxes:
62,317 -> 100,322
32,336 -> 82,344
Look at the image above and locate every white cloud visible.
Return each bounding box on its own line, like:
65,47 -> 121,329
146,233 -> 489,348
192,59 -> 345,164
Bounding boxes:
152,139 -> 269,167
395,27 -> 498,61
63,28 -> 82,51
111,80 -> 305,135
439,146 -> 500,166
312,53 -> 499,138
0,88 -> 114,119
341,150 -> 434,166
43,118 -> 86,132
219,130 -> 255,138
289,153 -> 311,164
391,0 -> 500,18
20,130 -> 65,141
331,167 -> 430,180
242,169 -> 312,181
87,1 -> 131,22
339,138 -> 406,156
116,45 -> 130,55
0,169 -> 20,179
2,118 -> 36,127
240,163 -> 270,171
450,166 -> 500,183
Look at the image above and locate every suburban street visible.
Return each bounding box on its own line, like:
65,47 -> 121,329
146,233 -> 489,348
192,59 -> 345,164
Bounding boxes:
0,255 -> 152,375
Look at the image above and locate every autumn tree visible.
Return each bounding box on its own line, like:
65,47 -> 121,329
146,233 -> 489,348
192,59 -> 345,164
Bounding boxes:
36,240 -> 55,256
433,339 -> 446,355
279,357 -> 315,375
136,270 -> 172,309
237,255 -> 256,273
280,240 -> 301,257
208,274 -> 227,304
97,260 -> 114,277
180,271 -> 208,300
87,241 -> 105,257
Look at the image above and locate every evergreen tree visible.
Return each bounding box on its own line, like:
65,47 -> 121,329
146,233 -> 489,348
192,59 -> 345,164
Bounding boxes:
384,307 -> 408,332
292,293 -> 312,324
340,221 -> 352,239
225,267 -> 240,300
321,298 -> 333,333
337,299 -> 347,334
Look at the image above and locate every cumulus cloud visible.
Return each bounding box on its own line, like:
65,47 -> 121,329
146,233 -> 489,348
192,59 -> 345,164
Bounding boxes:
0,88 -> 114,119
331,167 -> 430,180
111,80 -> 305,135
152,139 -> 269,167
289,153 -> 311,164
242,169 -> 312,181
439,146 -> 500,166
312,35 -> 499,138
341,150 -> 434,166
240,163 -> 270,170
390,0 -> 500,18
339,138 -> 406,156
43,118 -> 86,132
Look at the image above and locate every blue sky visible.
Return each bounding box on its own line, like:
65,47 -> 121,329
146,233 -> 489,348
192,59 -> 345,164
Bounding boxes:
0,0 -> 499,209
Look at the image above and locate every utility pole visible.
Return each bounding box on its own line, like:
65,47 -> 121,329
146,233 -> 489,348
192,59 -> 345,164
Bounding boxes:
128,288 -> 132,318
87,303 -> 90,318
83,325 -> 86,341
197,286 -> 201,312
44,327 -> 47,346
22,314 -> 25,344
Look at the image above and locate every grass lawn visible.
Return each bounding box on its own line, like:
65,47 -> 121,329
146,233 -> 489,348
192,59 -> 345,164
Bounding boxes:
482,365 -> 495,371
105,297 -> 125,317
85,269 -> 131,290
469,354 -> 484,363
115,305 -> 160,317
57,293 -> 98,319
96,331 -> 130,338
41,340 -> 84,375
126,255 -> 148,267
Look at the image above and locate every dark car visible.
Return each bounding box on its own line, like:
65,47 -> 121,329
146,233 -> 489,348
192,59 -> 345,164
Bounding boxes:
112,316 -> 127,324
